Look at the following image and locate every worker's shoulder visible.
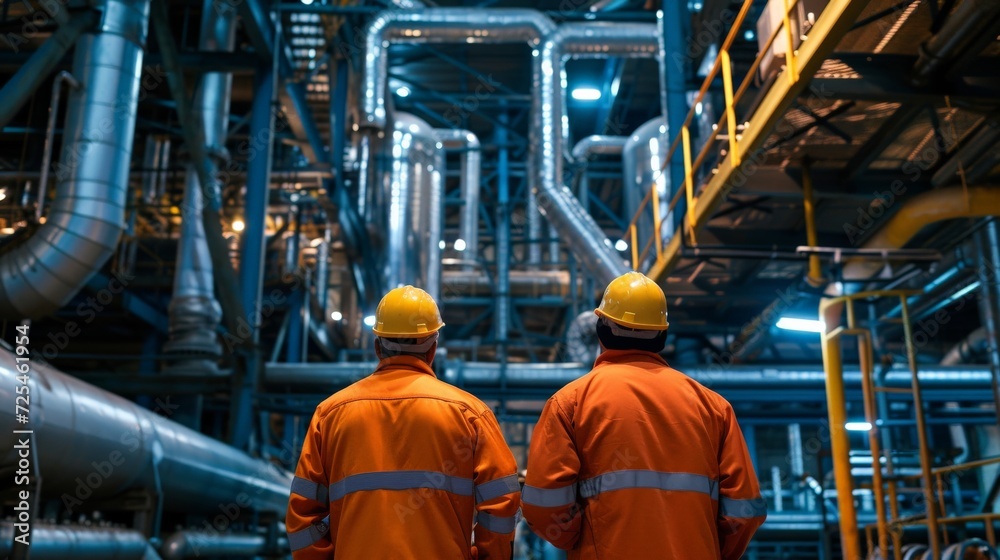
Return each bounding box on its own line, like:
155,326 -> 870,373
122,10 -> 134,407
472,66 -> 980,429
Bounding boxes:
422,376 -> 496,417
668,366 -> 735,412
312,373 -> 492,417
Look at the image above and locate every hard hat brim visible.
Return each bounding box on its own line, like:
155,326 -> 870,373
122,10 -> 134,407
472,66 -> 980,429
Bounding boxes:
594,308 -> 669,331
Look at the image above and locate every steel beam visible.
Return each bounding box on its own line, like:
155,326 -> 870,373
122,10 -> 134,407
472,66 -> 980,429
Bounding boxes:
0,11 -> 96,129
647,0 -> 871,282
841,103 -> 923,183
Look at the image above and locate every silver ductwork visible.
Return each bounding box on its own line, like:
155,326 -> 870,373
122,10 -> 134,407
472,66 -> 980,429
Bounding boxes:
0,0 -> 150,319
622,116 -> 672,267
573,135 -> 627,213
383,113 -> 442,297
536,23 -> 658,286
141,134 -> 171,204
565,311 -> 600,365
360,9 -> 554,271
361,9 -> 554,129
161,532 -> 280,559
572,135 -> 628,161
440,269 -> 575,297
433,129 -> 481,266
0,524 -> 161,560
0,348 -> 292,515
164,0 -> 235,365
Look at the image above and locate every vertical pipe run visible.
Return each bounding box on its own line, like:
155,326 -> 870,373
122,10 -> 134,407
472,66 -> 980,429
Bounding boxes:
496,106 -> 510,365
976,220 -> 1000,418
900,296 -> 942,557
788,423 -> 805,509
819,299 -> 862,560
802,158 -> 823,287
660,2 -> 691,227
36,71 -> 81,220
771,465 -> 784,512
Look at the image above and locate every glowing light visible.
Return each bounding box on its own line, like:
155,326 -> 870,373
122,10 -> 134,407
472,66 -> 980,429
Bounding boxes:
301,0 -> 313,5
363,315 -> 376,327
232,219 -> 245,232
776,317 -> 824,333
615,239 -> 628,251
396,86 -> 411,98
454,238 -> 467,251
695,102 -> 703,115
439,240 -> 446,249
0,188 -> 6,202
330,311 -> 343,321
571,87 -> 601,101
744,30 -> 755,41
845,422 -> 872,432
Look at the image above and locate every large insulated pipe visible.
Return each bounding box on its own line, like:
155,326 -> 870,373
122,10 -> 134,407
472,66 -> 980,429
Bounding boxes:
0,523 -> 161,560
433,129 -> 481,266
0,348 -> 292,514
622,116 -> 671,266
360,9 -> 554,269
161,532 -> 278,559
572,135 -> 627,214
0,11 -> 96,130
536,23 -> 658,286
361,9 -> 553,129
912,0 -> 1000,86
385,113 -> 441,294
164,0 -> 235,367
0,0 -> 149,319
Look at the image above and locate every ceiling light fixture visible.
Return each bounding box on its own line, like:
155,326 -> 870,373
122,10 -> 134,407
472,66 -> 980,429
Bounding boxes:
775,317 -> 824,333
571,87 -> 601,101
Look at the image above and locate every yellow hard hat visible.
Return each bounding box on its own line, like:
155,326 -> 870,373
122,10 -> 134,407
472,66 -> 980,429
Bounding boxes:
372,285 -> 445,337
594,271 -> 669,331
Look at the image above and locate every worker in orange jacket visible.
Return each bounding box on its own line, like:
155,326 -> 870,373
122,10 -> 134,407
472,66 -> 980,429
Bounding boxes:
287,286 -> 521,559
523,272 -> 766,559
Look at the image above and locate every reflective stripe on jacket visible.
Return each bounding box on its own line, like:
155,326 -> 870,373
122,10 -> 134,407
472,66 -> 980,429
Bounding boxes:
287,355 -> 520,560
523,349 -> 766,559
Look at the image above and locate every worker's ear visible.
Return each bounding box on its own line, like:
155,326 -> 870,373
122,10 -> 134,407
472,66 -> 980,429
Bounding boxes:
374,338 -> 384,360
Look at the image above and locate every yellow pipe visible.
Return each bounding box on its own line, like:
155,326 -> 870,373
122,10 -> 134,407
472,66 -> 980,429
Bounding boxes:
842,185 -> 1000,283
802,158 -> 823,287
819,298 -> 862,560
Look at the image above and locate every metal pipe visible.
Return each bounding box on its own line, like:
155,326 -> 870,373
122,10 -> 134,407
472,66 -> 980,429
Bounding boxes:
0,523 -> 161,560
571,135 -> 628,161
0,348 -> 292,514
35,71 -> 81,221
622,116 -> 671,266
941,326 -> 988,365
0,0 -> 150,319
385,112 -> 440,293
161,532 -> 278,559
976,220 -> 1000,418
263,360 -> 994,390
819,298 -> 862,560
361,9 -> 554,129
441,270 -> 574,297
537,22 -> 657,286
912,0 -> 1000,86
433,129 -> 481,267
802,158 -> 823,287
526,192 -> 543,265
496,107 -> 511,365
0,11 -> 97,129
788,423 -> 805,509
428,145 -> 444,302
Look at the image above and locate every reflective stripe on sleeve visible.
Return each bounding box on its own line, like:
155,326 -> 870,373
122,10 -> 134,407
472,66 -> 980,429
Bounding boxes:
578,470 -> 719,500
291,476 -> 329,503
522,483 -> 578,507
720,496 -> 768,518
475,474 -> 520,503
328,470 -> 474,502
287,515 -> 330,551
477,511 -> 518,534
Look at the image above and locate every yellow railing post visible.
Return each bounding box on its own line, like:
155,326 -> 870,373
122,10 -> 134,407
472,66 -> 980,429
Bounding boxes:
682,125 -> 695,230
781,0 -> 799,83
652,181 -> 663,258
720,49 -> 740,167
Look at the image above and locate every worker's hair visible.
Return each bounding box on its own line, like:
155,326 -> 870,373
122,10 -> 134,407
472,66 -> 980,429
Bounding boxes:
376,337 -> 434,360
596,320 -> 667,353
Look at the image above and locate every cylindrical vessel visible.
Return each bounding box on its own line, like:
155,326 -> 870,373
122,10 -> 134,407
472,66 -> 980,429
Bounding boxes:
622,115 -> 672,268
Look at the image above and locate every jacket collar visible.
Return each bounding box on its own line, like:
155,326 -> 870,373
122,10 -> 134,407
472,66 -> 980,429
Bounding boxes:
374,355 -> 436,377
594,349 -> 669,369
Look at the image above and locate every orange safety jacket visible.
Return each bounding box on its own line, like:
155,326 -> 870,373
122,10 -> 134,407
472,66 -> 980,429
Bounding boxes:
287,355 -> 521,559
522,349 -> 766,560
